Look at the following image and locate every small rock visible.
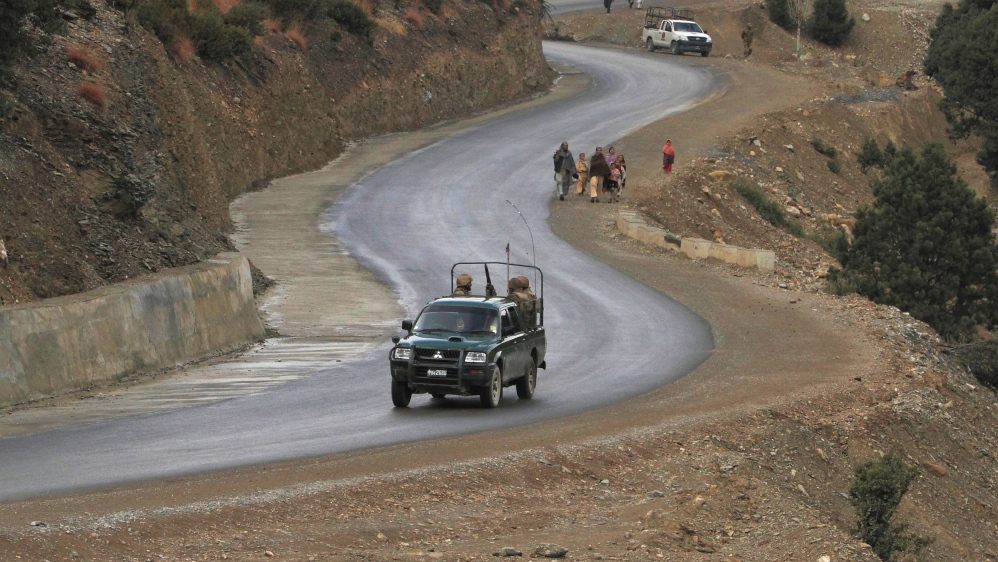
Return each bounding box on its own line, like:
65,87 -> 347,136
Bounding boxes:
711,208 -> 722,218
779,283 -> 788,289
749,150 -> 756,156
377,532 -> 388,541
694,495 -> 706,506
784,144 -> 795,153
797,484 -> 809,497
652,490 -> 665,497
264,552 -> 274,558
600,479 -> 610,485
796,171 -> 805,181
785,206 -> 801,217
753,139 -> 762,147
922,461 -> 947,477
819,556 -> 832,562
534,544 -> 569,558
561,465 -> 572,474
861,12 -> 870,21
775,166 -> 784,173
702,186 -> 712,195
501,546 -> 523,557
29,521 -> 46,527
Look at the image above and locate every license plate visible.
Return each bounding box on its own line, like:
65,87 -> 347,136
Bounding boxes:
427,369 -> 448,377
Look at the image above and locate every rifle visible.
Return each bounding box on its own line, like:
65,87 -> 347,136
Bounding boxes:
483,264 -> 497,298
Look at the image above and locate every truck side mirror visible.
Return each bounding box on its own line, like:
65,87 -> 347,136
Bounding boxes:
392,336 -> 401,344
401,319 -> 413,331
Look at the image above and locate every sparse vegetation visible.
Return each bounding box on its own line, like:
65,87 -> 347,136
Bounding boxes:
77,81 -> 107,108
137,0 -> 267,61
826,158 -> 841,174
223,2 -> 270,36
811,137 -> 837,158
422,0 -> 440,14
948,340 -> 998,389
283,23 -> 307,48
65,45 -> 103,71
808,226 -> 849,261
733,178 -> 805,237
263,0 -> 322,23
191,8 -> 254,60
326,0 -> 373,37
403,6 -> 423,27
850,452 -> 931,561
924,0 -> 998,186
169,35 -> 196,60
809,0 -> 855,46
828,143 -> 998,340
1,0 -> 71,73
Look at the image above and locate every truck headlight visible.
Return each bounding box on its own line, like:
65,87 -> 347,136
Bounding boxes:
393,348 -> 412,360
465,351 -> 487,363
678,35 -> 688,41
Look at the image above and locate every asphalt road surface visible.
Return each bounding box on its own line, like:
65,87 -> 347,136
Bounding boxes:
0,43 -> 715,501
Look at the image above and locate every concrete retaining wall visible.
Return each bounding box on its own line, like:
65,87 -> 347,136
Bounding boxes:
0,253 -> 265,407
617,211 -> 775,272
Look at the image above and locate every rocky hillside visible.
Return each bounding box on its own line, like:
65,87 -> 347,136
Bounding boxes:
0,0 -> 548,305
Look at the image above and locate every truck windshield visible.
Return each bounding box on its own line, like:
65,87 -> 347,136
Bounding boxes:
414,305 -> 499,335
674,22 -> 703,32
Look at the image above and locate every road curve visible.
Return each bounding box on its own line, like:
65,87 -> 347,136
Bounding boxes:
0,43 -> 714,501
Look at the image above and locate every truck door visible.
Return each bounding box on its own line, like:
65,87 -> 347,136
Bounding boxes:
499,307 -> 525,382
660,21 -> 672,45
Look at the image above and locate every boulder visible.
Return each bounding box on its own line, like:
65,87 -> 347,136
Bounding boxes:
534,544 -> 569,558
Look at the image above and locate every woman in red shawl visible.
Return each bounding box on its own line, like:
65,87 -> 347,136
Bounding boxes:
662,140 -> 675,173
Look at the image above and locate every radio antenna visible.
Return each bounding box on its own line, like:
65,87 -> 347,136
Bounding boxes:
505,200 -> 535,268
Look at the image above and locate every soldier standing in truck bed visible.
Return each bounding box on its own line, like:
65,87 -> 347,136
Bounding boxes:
507,276 -> 538,327
453,273 -> 473,296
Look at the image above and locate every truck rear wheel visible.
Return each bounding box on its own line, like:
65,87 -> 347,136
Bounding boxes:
645,37 -> 655,52
480,366 -> 502,408
516,358 -> 537,399
670,41 -> 680,55
392,380 -> 412,408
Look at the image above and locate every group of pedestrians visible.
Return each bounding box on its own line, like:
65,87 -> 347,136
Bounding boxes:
553,142 -> 627,204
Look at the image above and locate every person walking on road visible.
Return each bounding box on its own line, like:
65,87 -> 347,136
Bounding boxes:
616,153 -> 627,193
662,139 -> 675,173
552,142 -> 576,201
604,0 -> 613,13
589,147 -> 610,203
575,152 -> 589,196
605,146 -> 618,167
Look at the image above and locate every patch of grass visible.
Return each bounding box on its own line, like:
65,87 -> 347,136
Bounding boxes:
169,35 -> 196,60
403,6 -> 423,26
811,137 -> 838,159
77,81 -> 107,108
65,45 -> 103,71
827,158 -> 841,174
850,452 -> 932,561
283,23 -> 307,48
732,178 -> 805,237
949,340 -> 998,389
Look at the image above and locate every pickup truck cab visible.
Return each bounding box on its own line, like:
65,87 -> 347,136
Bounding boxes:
642,7 -> 712,56
389,263 -> 546,408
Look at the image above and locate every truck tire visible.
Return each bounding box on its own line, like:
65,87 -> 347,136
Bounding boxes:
480,366 -> 502,408
670,41 -> 680,55
645,37 -> 655,52
392,380 -> 412,408
701,51 -> 709,57
516,358 -> 537,399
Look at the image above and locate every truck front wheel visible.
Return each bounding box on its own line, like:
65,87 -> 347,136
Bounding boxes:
645,37 -> 655,52
670,41 -> 680,55
480,366 -> 503,408
392,380 -> 412,408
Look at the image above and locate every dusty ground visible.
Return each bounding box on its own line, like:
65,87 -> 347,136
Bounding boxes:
2,3 -> 997,561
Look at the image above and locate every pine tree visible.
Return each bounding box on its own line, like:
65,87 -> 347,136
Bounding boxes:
857,138 -> 885,173
829,143 -> 998,340
809,0 -> 855,45
924,0 -> 998,185
767,0 -> 795,29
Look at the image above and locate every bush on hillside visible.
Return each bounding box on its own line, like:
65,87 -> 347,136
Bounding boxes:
422,0 -> 441,13
811,137 -> 838,158
766,0 -> 794,29
138,0 -> 193,45
192,9 -> 253,59
326,0 -> 373,37
264,0 -> 323,22
828,143 -> 998,340
826,158 -> 841,174
809,0 -> 854,45
733,178 -> 805,237
223,2 -> 270,36
0,0 -> 71,72
949,340 -> 998,389
924,0 -> 998,186
850,452 -> 931,561
858,138 -> 885,173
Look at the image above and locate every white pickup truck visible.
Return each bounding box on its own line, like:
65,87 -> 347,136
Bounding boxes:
642,7 -> 712,57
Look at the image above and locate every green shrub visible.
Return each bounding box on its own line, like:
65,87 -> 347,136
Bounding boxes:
829,143 -> 998,340
733,178 -> 805,237
924,0 -> 998,186
883,140 -> 897,164
949,340 -> 998,389
137,0 -> 191,44
808,226 -> 850,261
850,452 -> 931,561
811,137 -> 838,158
422,0 -> 441,13
766,0 -> 794,29
858,138 -> 885,173
224,2 -> 269,36
326,0 -> 372,37
809,0 -> 855,45
265,0 -> 323,22
827,159 -> 841,174
192,9 -> 253,60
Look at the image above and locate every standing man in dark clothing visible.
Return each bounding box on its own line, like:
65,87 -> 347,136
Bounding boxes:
741,24 -> 753,56
552,142 -> 576,201
604,0 -> 613,13
588,147 -> 611,203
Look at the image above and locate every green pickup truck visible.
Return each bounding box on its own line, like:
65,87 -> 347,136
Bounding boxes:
388,263 -> 547,408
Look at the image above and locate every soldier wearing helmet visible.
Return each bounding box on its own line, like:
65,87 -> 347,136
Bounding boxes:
453,273 -> 473,296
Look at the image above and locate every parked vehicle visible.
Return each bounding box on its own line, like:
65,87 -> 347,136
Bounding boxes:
642,7 -> 713,57
388,262 -> 547,408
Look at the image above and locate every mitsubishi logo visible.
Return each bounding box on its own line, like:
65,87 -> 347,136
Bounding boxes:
432,351 -> 444,360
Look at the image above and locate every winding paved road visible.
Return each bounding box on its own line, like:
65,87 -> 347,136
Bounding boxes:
0,43 -> 714,501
